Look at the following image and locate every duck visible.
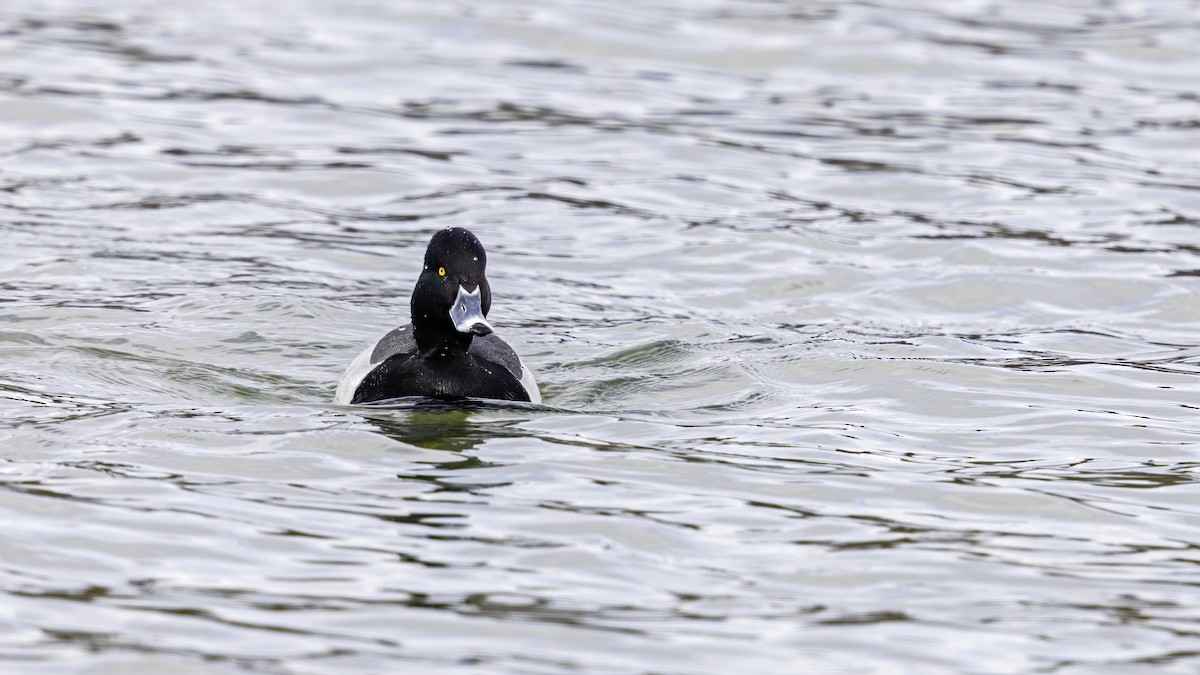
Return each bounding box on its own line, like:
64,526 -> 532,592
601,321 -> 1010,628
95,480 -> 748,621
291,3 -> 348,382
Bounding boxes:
335,227 -> 540,405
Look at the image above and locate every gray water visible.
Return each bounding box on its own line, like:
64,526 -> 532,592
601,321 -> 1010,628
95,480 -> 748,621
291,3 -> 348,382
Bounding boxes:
2,0 -> 1200,672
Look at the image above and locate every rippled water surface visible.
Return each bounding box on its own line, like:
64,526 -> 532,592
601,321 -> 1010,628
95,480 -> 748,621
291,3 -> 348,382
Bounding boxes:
3,0 -> 1200,672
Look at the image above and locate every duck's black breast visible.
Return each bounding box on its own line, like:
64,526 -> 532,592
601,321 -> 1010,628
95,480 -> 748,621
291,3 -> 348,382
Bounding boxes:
351,347 -> 528,403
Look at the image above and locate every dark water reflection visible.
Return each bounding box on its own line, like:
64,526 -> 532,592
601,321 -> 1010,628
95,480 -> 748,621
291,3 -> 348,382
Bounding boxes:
3,0 -> 1200,672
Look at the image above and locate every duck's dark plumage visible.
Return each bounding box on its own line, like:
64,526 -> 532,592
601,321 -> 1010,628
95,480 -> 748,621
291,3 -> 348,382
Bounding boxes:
335,228 -> 540,405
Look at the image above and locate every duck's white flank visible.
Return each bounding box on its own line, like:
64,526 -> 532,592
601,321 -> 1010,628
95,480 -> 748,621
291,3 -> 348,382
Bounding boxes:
519,362 -> 541,405
334,342 -> 378,405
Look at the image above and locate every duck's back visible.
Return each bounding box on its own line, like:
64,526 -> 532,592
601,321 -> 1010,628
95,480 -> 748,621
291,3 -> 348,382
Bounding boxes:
472,333 -> 540,403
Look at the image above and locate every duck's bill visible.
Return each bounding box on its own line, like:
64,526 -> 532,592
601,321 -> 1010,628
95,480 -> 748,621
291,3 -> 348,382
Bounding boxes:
450,285 -> 493,336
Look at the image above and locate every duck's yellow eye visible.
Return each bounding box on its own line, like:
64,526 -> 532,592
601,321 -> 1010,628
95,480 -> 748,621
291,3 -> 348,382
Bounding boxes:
438,266 -> 446,277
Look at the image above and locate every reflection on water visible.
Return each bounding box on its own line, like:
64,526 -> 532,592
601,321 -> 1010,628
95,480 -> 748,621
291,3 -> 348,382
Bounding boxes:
2,0 -> 1200,672
361,404 -> 516,454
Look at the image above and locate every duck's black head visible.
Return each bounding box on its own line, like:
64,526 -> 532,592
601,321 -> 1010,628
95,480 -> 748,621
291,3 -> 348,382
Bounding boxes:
410,227 -> 494,354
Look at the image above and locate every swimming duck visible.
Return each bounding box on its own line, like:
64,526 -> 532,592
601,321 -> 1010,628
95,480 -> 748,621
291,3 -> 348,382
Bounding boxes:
335,227 -> 540,404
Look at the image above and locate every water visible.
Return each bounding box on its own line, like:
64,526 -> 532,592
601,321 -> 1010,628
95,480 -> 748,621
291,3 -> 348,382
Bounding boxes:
2,0 -> 1200,672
